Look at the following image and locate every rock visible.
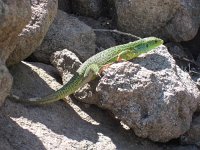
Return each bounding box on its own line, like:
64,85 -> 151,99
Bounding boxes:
50,49 -> 82,83
32,10 -> 96,64
6,0 -> 58,66
113,0 -> 200,42
0,0 -> 31,62
71,0 -> 103,18
50,49 -> 100,104
0,61 -> 12,106
180,114 -> 200,147
96,46 -> 200,142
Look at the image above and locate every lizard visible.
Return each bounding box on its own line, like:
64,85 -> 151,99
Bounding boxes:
9,37 -> 163,105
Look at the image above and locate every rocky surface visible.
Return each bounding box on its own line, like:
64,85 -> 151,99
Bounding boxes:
6,0 -> 58,66
95,46 -> 200,142
2,61 -> 198,149
2,0 -> 200,148
113,0 -> 200,42
32,10 -> 96,64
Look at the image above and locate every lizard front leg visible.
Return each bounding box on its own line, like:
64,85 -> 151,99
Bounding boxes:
117,50 -> 133,62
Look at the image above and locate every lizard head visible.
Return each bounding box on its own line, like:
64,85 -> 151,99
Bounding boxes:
131,37 -> 164,56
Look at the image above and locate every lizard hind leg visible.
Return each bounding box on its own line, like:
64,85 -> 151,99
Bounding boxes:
84,64 -> 101,78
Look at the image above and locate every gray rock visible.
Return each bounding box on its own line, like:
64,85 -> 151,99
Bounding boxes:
96,46 -> 200,142
6,0 -> 58,66
32,10 -> 96,64
71,0 -> 103,18
113,0 -> 200,42
0,0 -> 31,62
0,61 -> 12,106
50,49 -> 82,83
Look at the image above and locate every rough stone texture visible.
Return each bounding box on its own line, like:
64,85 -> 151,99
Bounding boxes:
113,0 -> 200,42
6,0 -> 58,66
32,10 -> 96,64
0,0 -> 31,62
180,114 -> 200,147
3,61 -> 179,150
50,49 -> 82,83
0,61 -> 12,106
95,46 -> 200,142
51,49 -> 100,104
71,0 -> 103,18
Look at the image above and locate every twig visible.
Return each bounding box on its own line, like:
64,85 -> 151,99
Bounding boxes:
173,54 -> 200,67
93,29 -> 141,40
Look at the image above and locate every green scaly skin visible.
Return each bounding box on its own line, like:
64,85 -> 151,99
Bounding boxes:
9,37 -> 163,105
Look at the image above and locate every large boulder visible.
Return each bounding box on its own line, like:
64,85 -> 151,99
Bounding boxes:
0,0 -> 31,62
6,0 -> 58,66
95,46 -> 200,142
32,10 -> 96,64
113,0 -> 200,42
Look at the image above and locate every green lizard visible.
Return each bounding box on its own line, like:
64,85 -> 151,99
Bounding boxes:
9,37 -> 163,105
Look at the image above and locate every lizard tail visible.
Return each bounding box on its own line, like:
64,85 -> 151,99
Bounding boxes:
8,74 -> 84,105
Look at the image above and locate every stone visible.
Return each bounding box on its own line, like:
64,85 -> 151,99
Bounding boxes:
32,10 -> 96,64
6,0 -> 58,66
71,0 -> 103,18
113,0 -> 200,42
0,0 -> 31,62
96,46 -> 200,142
50,49 -> 82,83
